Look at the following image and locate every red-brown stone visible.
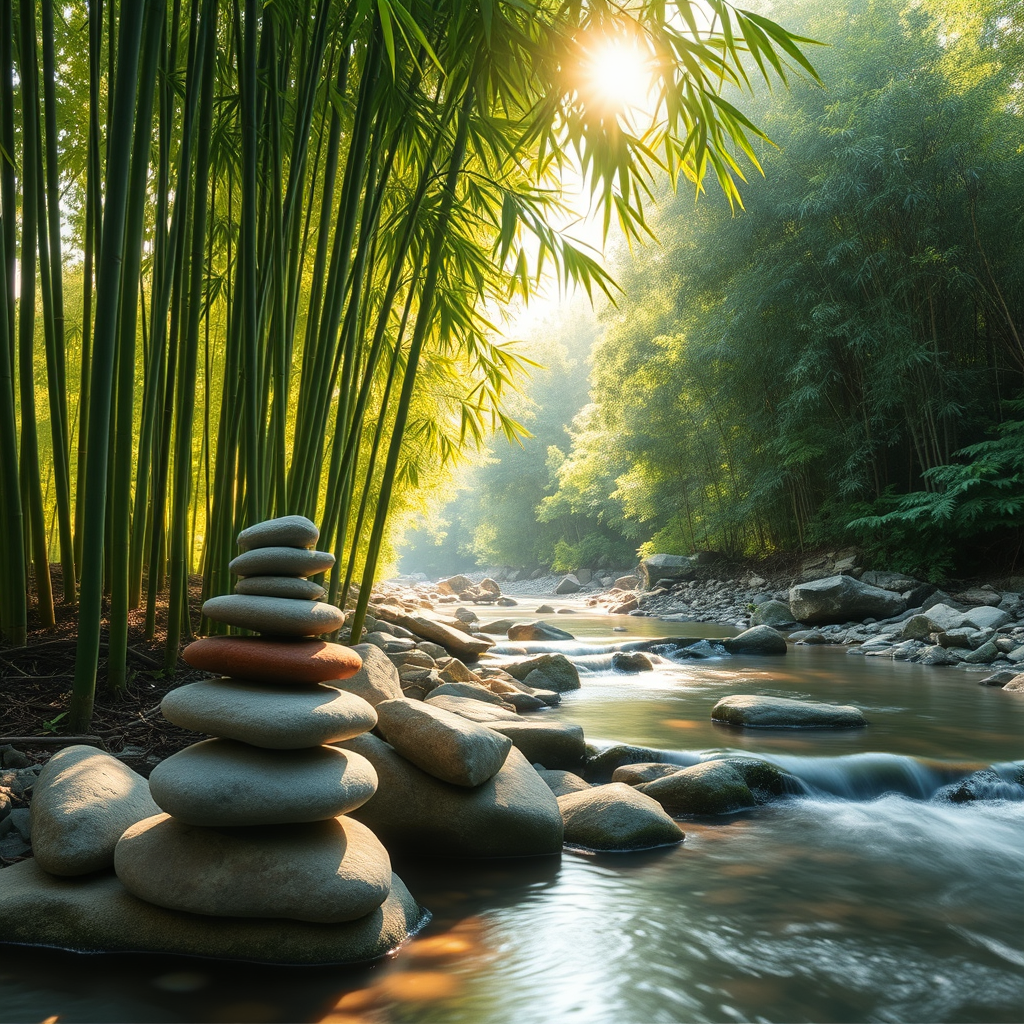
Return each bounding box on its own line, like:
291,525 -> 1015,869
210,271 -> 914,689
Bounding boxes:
182,637 -> 362,684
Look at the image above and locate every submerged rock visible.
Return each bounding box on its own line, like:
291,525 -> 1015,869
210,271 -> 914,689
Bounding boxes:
507,621 -> 576,642
557,783 -> 684,852
638,760 -> 755,816
722,625 -> 788,655
711,694 -> 866,729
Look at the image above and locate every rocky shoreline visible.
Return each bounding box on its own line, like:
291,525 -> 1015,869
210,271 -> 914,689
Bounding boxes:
389,555 -> 1024,683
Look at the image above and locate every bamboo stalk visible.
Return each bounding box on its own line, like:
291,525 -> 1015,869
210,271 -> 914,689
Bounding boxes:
70,0 -> 148,733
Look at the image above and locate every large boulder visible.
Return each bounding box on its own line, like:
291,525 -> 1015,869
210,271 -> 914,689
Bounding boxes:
961,606 -> 1012,630
507,621 -> 575,642
485,721 -> 586,771
374,698 -> 512,787
789,575 -> 907,625
639,553 -> 696,589
555,575 -> 582,595
711,694 -> 866,729
115,814 -> 391,923
341,735 -> 563,858
722,625 -> 788,655
638,761 -> 755,815
505,654 -> 581,692
335,644 -> 403,706
557,783 -> 684,851
751,600 -> 796,628
0,859 -> 424,965
30,745 -> 161,877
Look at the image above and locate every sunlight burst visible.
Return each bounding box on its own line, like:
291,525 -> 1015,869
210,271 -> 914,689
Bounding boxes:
581,37 -> 654,114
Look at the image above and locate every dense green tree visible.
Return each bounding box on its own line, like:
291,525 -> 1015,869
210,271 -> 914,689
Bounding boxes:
542,0 -> 1023,574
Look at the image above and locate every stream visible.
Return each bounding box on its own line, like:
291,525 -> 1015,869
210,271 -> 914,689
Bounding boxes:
2,600 -> 1022,1024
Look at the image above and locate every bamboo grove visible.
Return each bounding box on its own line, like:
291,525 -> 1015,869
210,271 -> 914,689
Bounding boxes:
0,0 -> 815,729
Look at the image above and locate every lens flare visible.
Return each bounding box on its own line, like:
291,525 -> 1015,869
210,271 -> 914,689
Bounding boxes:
581,37 -> 653,113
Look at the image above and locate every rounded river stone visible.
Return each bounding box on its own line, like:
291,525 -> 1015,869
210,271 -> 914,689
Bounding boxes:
374,697 -> 512,787
148,739 -> 377,825
237,515 -> 319,552
229,546 -> 335,578
115,813 -> 391,923
161,678 -> 378,749
30,745 -> 161,876
202,594 -> 345,637
711,694 -> 866,729
182,636 -> 362,683
557,783 -> 685,852
235,576 -> 326,600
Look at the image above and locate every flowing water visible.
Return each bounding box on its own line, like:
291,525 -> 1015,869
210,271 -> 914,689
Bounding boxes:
3,599 -> 1023,1024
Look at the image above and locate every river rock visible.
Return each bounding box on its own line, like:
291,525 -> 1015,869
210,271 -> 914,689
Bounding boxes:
638,760 -> 755,815
639,554 -> 696,589
899,613 -> 940,641
235,576 -> 326,600
507,621 -> 575,642
505,653 -> 581,691
202,595 -> 345,637
478,618 -> 515,635
752,600 -> 796,627
535,768 -> 591,796
921,603 -> 968,631
961,640 -> 999,664
584,743 -> 675,782
610,651 -> 654,672
613,575 -> 640,590
789,575 -> 907,625
30,745 -> 161,877
374,609 -> 494,659
722,625 -> 788,655
611,762 -> 686,786
557,783 -> 685,851
115,813 -> 391,923
1003,674 -> 1024,692
504,692 -> 548,712
182,637 -> 362,683
978,669 -> 1020,686
0,858 -> 423,965
334,643 -> 404,706
229,546 -> 335,578
555,575 -> 581,595
160,678 -> 377,749
711,694 -> 866,729
485,721 -> 586,771
374,698 -> 512,787
961,606 -> 1012,631
341,734 -> 563,857
148,739 -> 377,826
428,681 -> 514,709
425,694 -> 521,723
237,515 -> 320,552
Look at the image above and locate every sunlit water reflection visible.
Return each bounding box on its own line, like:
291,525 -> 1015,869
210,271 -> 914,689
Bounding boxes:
3,599 -> 1022,1023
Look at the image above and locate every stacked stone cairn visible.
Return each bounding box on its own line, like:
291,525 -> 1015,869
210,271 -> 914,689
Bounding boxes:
113,515 -> 417,945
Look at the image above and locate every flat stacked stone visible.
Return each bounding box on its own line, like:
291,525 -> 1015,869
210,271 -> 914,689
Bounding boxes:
109,515 -> 422,958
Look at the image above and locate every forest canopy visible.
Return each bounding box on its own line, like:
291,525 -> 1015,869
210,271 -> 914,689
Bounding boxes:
405,0 -> 1024,582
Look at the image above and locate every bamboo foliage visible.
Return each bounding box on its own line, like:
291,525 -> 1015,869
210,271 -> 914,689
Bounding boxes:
0,0 -> 816,729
